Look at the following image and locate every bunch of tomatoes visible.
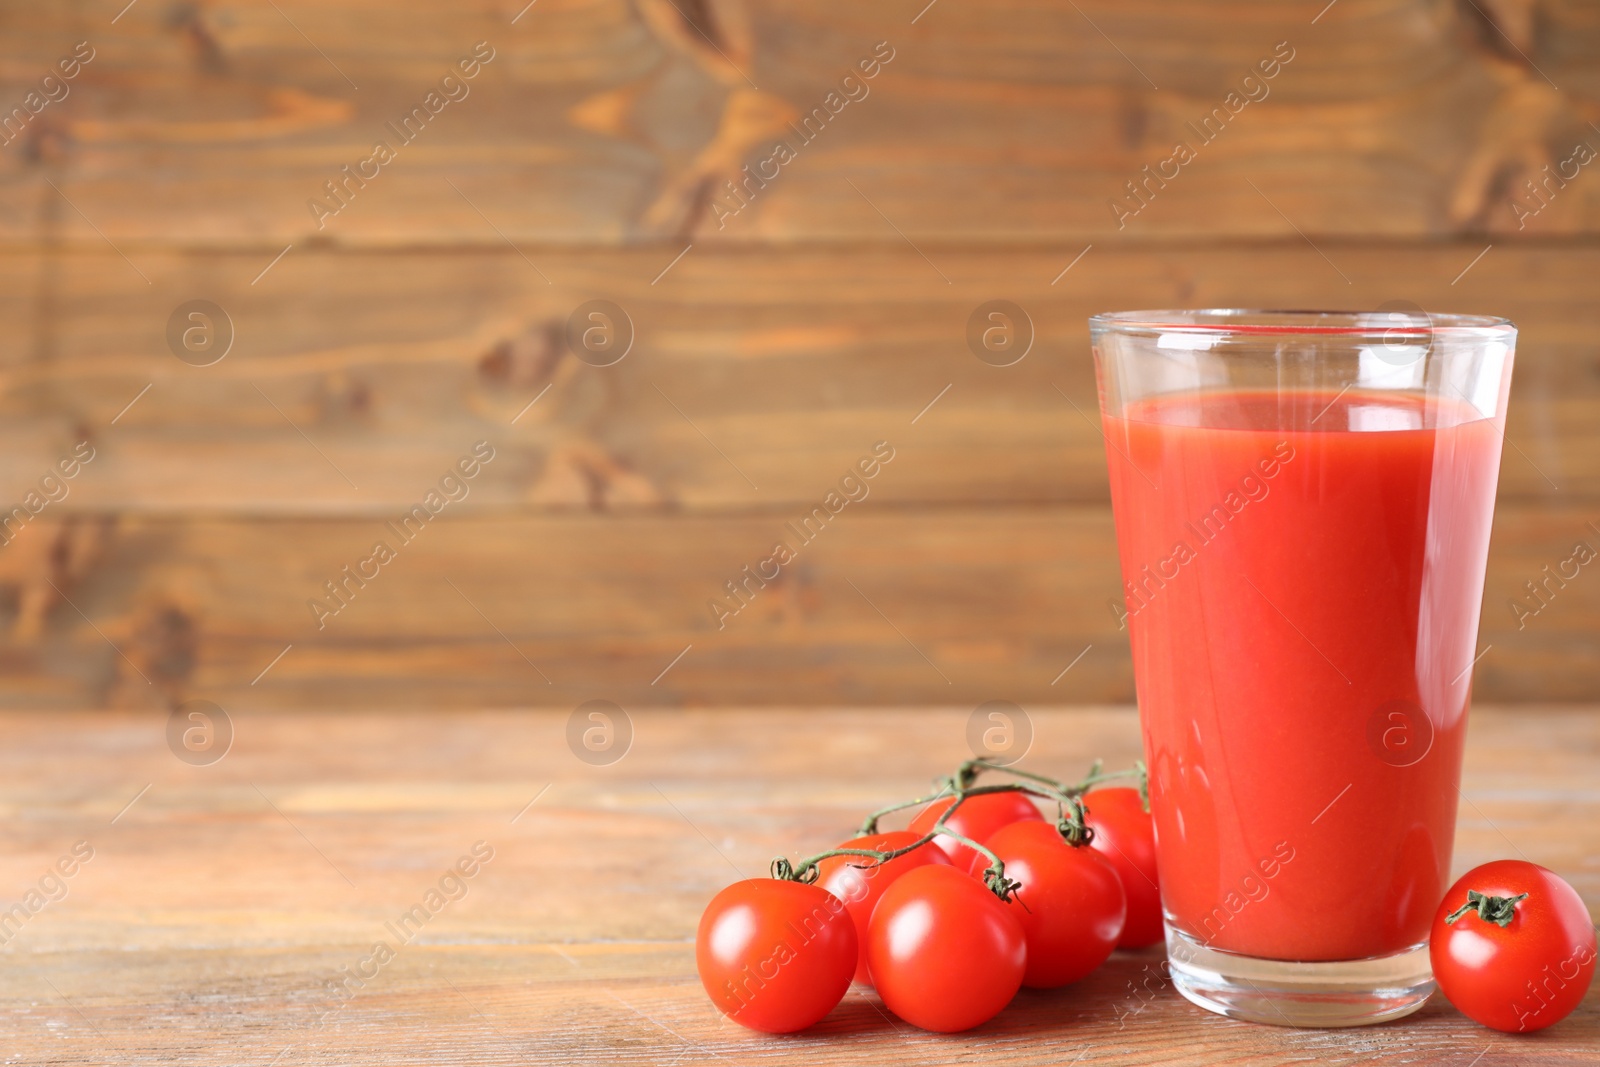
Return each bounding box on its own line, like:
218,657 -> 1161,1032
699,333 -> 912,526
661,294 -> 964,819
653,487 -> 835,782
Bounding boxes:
696,758 -> 1160,1033
696,756 -> 1598,1036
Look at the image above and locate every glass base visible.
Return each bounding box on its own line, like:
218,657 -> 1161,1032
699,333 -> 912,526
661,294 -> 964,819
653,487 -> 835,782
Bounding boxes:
1165,925 -> 1435,1028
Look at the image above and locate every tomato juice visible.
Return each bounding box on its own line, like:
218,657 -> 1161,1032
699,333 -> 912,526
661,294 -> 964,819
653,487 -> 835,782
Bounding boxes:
1103,389 -> 1505,961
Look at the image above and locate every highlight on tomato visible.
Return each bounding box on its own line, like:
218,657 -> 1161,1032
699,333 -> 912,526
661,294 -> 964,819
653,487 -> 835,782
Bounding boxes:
1430,859 -> 1596,1033
865,863 -> 1027,1032
695,878 -> 857,1033
975,819 -> 1126,988
815,829 -> 951,985
1083,786 -> 1163,948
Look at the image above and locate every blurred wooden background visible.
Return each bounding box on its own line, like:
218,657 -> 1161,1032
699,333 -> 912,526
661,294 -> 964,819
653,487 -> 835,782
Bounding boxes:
0,0 -> 1597,710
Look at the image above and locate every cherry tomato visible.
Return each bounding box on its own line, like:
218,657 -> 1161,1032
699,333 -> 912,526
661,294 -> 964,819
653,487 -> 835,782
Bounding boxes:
908,790 -> 1043,874
816,830 -> 951,985
866,864 -> 1026,1032
1430,860 -> 1596,1033
1084,787 -> 1163,948
974,819 -> 1126,988
696,879 -> 857,1033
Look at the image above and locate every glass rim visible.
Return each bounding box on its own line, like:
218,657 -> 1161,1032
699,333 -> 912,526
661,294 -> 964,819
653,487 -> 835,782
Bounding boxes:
1089,308 -> 1515,338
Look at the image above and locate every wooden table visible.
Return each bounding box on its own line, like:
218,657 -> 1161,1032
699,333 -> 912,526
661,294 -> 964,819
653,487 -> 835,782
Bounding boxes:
2,706 -> 1595,1065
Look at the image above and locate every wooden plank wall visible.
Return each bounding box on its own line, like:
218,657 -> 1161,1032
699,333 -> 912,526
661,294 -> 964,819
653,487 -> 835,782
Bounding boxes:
0,0 -> 1596,709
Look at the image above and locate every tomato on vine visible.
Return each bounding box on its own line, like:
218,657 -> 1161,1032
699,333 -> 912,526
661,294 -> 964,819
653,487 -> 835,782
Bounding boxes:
866,864 -> 1026,1032
696,879 -> 857,1033
975,819 -> 1126,988
1083,786 -> 1163,948
908,790 -> 1043,873
816,830 -> 951,985
698,754 -> 1150,1031
1430,860 -> 1595,1033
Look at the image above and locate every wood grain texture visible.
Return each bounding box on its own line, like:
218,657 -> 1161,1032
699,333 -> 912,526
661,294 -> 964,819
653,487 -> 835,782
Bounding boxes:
0,501 -> 1592,712
2,244 -> 1596,514
0,240 -> 1593,707
0,706 -> 1594,1064
0,2 -> 1594,709
4,1 -> 1600,244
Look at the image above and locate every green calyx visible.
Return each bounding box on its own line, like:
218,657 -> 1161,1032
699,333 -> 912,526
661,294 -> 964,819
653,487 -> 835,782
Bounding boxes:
1444,889 -> 1529,928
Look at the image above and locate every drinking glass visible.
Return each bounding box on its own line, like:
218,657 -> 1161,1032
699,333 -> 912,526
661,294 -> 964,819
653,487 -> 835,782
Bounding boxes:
1089,309 -> 1515,1026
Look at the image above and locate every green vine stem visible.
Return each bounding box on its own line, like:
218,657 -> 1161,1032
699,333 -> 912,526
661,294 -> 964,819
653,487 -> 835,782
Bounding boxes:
773,757 -> 1139,901
857,757 -> 1140,836
856,776 -> 960,836
775,803 -> 1022,901
965,757 -> 1135,796
1054,794 -> 1094,847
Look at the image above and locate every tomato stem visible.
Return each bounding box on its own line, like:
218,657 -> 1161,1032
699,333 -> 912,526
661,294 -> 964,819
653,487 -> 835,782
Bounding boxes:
776,756 -> 1140,899
1444,889 -> 1529,928
778,758 -> 1140,897
1053,794 -> 1094,847
781,783 -> 1048,893
856,758 -> 1140,836
774,828 -> 950,886
856,776 -> 960,836
936,827 -> 1023,902
966,757 -> 1140,796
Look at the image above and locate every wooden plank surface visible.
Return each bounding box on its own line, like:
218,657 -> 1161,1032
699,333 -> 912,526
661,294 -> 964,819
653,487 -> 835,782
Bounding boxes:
0,706 -> 1594,1064
5,1 -> 1600,244
1,1 -> 1598,711
0,241 -> 1594,708
0,501 -> 1595,711
2,243 -> 1596,514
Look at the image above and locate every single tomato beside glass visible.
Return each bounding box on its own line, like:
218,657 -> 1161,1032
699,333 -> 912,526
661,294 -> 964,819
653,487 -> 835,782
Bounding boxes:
1430,860 -> 1596,1033
866,864 -> 1026,1032
908,790 -> 1044,873
1083,786 -> 1163,948
974,819 -> 1126,987
816,830 -> 951,985
696,879 -> 857,1033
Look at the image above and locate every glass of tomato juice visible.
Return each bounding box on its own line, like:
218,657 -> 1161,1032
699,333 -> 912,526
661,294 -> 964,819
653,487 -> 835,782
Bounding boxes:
1089,309 -> 1515,1027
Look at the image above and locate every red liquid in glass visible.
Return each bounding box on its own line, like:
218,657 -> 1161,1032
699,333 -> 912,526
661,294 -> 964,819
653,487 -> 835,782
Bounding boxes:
1103,390 -> 1504,961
